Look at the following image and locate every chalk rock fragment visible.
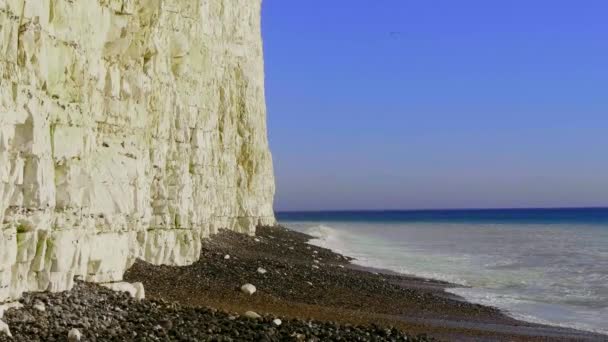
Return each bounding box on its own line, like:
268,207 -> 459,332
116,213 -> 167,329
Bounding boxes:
244,311 -> 261,319
132,282 -> 146,300
241,284 -> 257,295
101,282 -> 145,299
0,320 -> 11,337
33,301 -> 46,312
68,328 -> 82,341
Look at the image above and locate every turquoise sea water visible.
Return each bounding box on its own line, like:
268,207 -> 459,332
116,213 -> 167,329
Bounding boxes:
277,208 -> 608,334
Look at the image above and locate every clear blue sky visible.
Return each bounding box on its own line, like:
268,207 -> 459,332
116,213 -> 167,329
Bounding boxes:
261,0 -> 608,211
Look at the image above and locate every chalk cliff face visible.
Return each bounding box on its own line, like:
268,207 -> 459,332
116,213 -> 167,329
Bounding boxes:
0,0 -> 275,302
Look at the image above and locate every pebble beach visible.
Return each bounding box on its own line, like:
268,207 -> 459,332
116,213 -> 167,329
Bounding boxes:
1,226 -> 606,341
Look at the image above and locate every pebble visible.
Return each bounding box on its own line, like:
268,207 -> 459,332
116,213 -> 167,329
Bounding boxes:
67,328 -> 82,341
312,265 -> 319,269
244,311 -> 261,319
33,301 -> 46,312
254,238 -> 260,242
224,254 -> 231,260
240,283 -> 257,295
306,282 -> 313,286
160,319 -> 173,330
273,318 -> 282,326
257,267 -> 267,274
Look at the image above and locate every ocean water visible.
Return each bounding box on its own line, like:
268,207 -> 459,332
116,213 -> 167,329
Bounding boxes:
277,208 -> 608,334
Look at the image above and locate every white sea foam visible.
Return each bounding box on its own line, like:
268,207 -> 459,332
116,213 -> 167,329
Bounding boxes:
286,220 -> 608,335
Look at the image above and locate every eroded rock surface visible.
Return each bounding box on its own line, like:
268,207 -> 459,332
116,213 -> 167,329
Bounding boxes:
0,0 -> 275,302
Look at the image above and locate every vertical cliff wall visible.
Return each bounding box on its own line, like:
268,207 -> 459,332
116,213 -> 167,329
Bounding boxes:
0,0 -> 275,302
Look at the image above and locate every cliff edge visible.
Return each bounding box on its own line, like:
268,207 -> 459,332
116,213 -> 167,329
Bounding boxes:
0,0 -> 275,302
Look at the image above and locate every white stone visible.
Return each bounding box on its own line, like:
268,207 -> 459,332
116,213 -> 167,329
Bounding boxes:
0,320 -> 11,337
312,265 -> 319,269
244,311 -> 261,319
254,238 -> 260,242
0,0 -> 275,302
224,255 -> 231,260
241,283 -> 257,295
272,318 -> 282,326
33,301 -> 46,312
306,281 -> 313,286
101,282 -> 144,300
257,267 -> 267,274
132,282 -> 146,300
68,328 -> 82,342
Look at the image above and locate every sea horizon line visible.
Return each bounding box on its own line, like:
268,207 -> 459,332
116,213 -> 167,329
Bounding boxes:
275,206 -> 608,214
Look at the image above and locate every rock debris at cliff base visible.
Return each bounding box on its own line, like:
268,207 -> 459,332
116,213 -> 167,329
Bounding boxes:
0,282 -> 432,342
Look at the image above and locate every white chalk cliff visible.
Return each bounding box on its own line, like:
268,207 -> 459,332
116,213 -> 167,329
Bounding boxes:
0,0 -> 275,302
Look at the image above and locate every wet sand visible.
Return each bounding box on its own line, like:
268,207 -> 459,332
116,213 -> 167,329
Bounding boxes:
124,226 -> 607,341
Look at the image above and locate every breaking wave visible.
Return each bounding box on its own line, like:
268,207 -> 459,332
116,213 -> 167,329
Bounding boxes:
286,220 -> 608,335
